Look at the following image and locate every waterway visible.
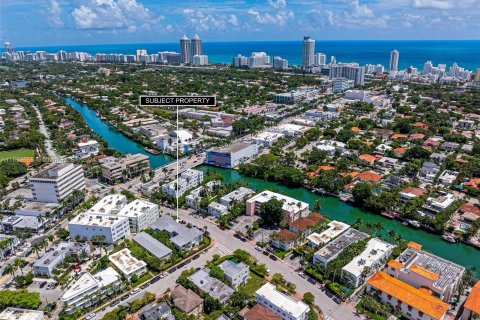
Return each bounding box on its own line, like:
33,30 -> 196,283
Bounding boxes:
66,98 -> 173,168
64,97 -> 480,274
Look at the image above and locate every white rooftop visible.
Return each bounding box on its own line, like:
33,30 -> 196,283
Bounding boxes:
247,191 -> 309,214
118,199 -> 158,218
108,248 -> 146,276
77,140 -> 99,147
342,238 -> 395,278
62,267 -> 120,302
253,131 -> 285,142
255,283 -> 309,318
69,212 -> 128,227
0,308 -> 44,320
307,221 -> 350,246
276,123 -> 306,133
87,194 -> 127,215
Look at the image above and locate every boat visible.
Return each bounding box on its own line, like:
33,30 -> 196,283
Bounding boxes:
381,211 -> 396,219
406,220 -> 421,228
442,234 -> 457,243
144,147 -> 160,155
314,188 -> 327,195
402,221 -> 409,226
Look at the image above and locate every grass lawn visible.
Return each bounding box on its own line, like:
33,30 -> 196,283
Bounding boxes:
0,148 -> 35,161
240,272 -> 266,297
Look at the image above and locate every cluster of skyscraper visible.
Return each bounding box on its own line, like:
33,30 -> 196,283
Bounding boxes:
179,34 -> 208,65
232,52 -> 288,70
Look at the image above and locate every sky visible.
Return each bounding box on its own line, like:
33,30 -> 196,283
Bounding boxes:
1,0 -> 480,47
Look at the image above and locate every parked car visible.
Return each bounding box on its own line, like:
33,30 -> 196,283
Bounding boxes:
255,246 -> 262,251
307,277 -> 316,284
85,313 -> 96,320
39,282 -> 47,289
121,294 -> 129,301
298,272 -> 306,278
131,288 -> 140,294
110,300 -> 119,307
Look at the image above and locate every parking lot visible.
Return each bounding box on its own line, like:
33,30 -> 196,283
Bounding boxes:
230,215 -> 259,234
29,279 -> 63,304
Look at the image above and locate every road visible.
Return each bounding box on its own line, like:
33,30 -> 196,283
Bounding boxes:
32,105 -> 59,161
169,208 -> 364,320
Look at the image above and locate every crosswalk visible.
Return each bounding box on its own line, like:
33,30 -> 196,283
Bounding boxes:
215,243 -> 232,255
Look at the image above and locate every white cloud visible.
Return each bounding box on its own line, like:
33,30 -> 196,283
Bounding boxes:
47,0 -> 64,27
247,8 -> 294,26
182,8 -> 240,32
71,0 -> 161,30
268,0 -> 287,9
413,0 -> 455,9
349,0 -> 374,18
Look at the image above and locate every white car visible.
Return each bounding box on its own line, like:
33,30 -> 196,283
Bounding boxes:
131,288 -> 140,294
85,313 -> 96,320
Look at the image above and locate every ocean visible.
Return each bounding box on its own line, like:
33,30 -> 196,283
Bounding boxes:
10,40 -> 480,71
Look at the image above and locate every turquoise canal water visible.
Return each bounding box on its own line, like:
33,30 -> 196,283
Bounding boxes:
66,98 -> 173,168
65,98 -> 480,274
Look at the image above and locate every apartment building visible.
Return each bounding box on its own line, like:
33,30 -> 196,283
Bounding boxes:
206,143 -> 259,168
100,154 -> 150,184
61,267 -> 121,314
306,220 -> 350,248
161,169 -> 204,198
218,260 -> 250,288
246,191 -> 309,223
29,163 -> 85,203
108,248 -> 147,279
0,308 -> 44,320
220,187 -> 254,209
68,212 -> 130,244
254,283 -> 310,320
33,241 -> 91,277
118,199 -> 159,233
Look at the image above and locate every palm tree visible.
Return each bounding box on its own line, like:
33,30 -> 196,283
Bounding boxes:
4,264 -> 15,278
14,258 -> 26,275
314,200 -> 322,213
31,243 -> 42,258
353,218 -> 363,229
366,222 -> 373,230
388,230 -> 397,243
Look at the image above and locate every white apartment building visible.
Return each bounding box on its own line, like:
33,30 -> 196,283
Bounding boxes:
248,52 -> 270,69
0,308 -> 44,320
255,283 -> 310,320
161,169 -> 204,198
307,220 -> 350,248
68,212 -> 130,244
220,187 -> 254,209
61,267 -> 121,314
192,54 -> 208,66
208,202 -> 229,217
75,140 -> 100,158
108,248 -> 147,279
253,131 -> 285,147
246,191 -> 309,222
185,181 -> 221,209
118,199 -> 158,233
29,163 -> 85,203
341,238 -> 395,287
87,194 -> 128,215
218,260 -> 250,288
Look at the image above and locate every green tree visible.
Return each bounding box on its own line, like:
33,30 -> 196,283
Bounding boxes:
352,182 -> 373,206
258,198 -> 284,226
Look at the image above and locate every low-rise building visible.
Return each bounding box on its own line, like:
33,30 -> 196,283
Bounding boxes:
253,131 -> 285,147
29,163 -> 85,203
150,215 -> 203,250
246,191 -> 309,223
68,212 -> 130,244
366,271 -> 448,320
61,267 -> 121,313
108,248 -> 147,279
307,220 -> 350,248
418,162 -> 441,182
399,187 -> 427,204
188,269 -> 235,303
273,124 -> 307,137
438,170 -> 458,186
315,140 -> 347,156
218,260 -> 250,288
208,202 -> 229,217
386,242 -> 465,302
133,232 -> 172,260
341,238 -> 395,287
1,215 -> 46,234
422,193 -> 456,215
33,241 -> 91,277
118,199 -> 158,233
313,228 -> 369,268
288,213 -> 324,236
206,143 -> 259,168
171,285 -> 203,315
270,229 -> 299,251
461,281 -> 480,320
185,181 -> 221,209
75,140 -> 100,158
143,302 -> 173,320
161,169 -> 204,197
220,187 -> 255,208
241,304 -> 282,320
100,154 -> 150,184
0,308 -> 44,320
254,283 -> 310,320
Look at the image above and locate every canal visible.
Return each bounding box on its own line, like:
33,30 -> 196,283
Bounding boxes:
65,98 -> 480,274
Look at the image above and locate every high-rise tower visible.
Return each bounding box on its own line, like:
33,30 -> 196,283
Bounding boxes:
302,36 -> 315,68
191,34 -> 202,60
389,49 -> 399,72
180,35 -> 191,64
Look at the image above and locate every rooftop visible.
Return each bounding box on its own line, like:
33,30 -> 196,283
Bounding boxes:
247,191 -> 309,214
342,238 -> 395,278
133,232 -> 172,260
62,267 -> 120,302
255,283 -> 309,318
188,269 -> 235,303
0,308 -> 44,320
149,215 -> 203,248
30,163 -> 76,180
119,199 -> 158,218
367,272 -> 448,320
288,213 -> 324,232
212,142 -> 253,154
243,304 -> 282,320
314,228 -> 369,262
69,212 -> 128,227
218,260 -> 249,279
307,220 -> 350,247
272,229 -> 299,243
108,248 -> 146,276
464,281 -> 480,314
87,194 -> 127,215
171,285 -> 203,314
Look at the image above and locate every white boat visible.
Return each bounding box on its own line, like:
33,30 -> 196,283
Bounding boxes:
442,235 -> 456,243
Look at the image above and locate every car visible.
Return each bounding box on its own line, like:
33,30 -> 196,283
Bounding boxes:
266,268 -> 270,274
39,282 -> 47,288
255,246 -> 262,251
150,276 -> 160,283
233,233 -> 241,239
85,313 -> 96,320
204,231 -> 210,236
192,254 -> 200,260
263,251 -> 269,256
269,254 -> 278,261
325,290 -> 333,298
121,294 -> 129,301
333,297 -> 341,305
219,225 -> 226,230
298,272 -> 306,278
131,288 -> 141,294
307,277 -> 316,284
141,283 -> 149,289
240,237 -> 247,242
45,283 -> 53,290
109,300 -> 119,307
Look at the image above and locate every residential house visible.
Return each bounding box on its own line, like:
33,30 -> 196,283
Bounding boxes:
270,229 -> 299,251
218,260 -> 250,288
171,285 -> 203,315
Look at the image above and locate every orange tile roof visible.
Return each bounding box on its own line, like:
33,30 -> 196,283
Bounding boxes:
387,260 -> 403,269
367,272 -> 448,320
317,165 -> 335,171
359,154 -> 376,163
409,133 -> 425,140
357,171 -> 382,182
289,214 -> 323,232
407,241 -> 423,250
401,187 -> 427,197
340,171 -> 359,178
391,134 -> 408,139
272,229 -> 299,243
464,281 -> 480,314
458,203 -> 480,218
393,147 -> 406,154
464,178 -> 480,189
410,264 -> 439,281
351,126 -> 360,133
244,304 -> 282,320
361,141 -> 373,147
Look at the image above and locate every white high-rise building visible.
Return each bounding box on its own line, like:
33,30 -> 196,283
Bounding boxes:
423,61 -> 433,74
330,63 -> 365,86
314,53 -> 326,66
57,50 -> 67,61
192,54 -> 208,66
330,56 -> 336,65
136,49 -> 147,62
191,34 -> 202,59
4,42 -> 13,54
389,49 -> 399,72
180,35 -> 191,64
29,163 -> 85,203
449,62 -> 459,77
233,54 -> 248,68
273,56 -> 288,70
302,36 -> 315,68
248,52 -> 270,69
